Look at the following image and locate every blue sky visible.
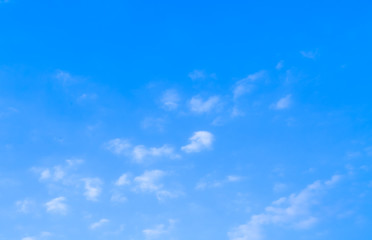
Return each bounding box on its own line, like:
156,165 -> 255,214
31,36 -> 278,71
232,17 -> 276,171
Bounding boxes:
1,0 -> 372,239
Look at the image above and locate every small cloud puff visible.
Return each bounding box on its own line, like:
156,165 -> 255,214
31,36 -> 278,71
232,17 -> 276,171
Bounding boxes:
82,178 -> 102,201
115,173 -> 131,186
181,131 -> 214,153
271,94 -> 292,110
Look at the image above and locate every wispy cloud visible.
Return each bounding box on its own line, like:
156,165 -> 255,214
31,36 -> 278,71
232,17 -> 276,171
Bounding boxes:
161,89 -> 180,111
133,170 -> 180,200
276,61 -> 284,70
271,94 -> 292,110
105,138 -> 179,163
300,50 -> 317,59
90,218 -> 109,230
228,175 -> 342,240
181,131 -> 214,153
141,117 -> 166,131
21,232 -> 52,240
132,145 -> 179,163
45,197 -> 67,214
32,159 -> 84,183
115,173 -> 131,186
16,199 -> 34,213
196,175 -> 242,190
188,70 -> 206,80
143,219 -> 176,239
189,96 -> 220,113
105,138 -> 131,155
134,170 -> 165,192
233,71 -> 266,99
22,237 -> 36,240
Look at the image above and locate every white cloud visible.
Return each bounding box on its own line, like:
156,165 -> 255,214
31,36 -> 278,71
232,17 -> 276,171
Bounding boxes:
36,166 -> 64,181
22,237 -> 35,240
132,145 -> 179,162
66,158 -> 84,167
189,96 -> 220,113
271,94 -> 292,110
142,117 -> 166,131
16,199 -> 33,213
143,225 -> 167,239
53,166 -> 65,181
143,219 -> 176,239
300,50 -> 317,59
196,175 -> 242,190
365,146 -> 372,156
134,170 -> 165,192
21,232 -> 52,240
105,138 -> 131,155
40,169 -> 51,180
133,170 -> 179,200
273,183 -> 287,193
181,131 -> 214,153
45,197 -> 67,214
188,70 -> 206,80
228,175 -> 342,240
90,218 -> 109,230
82,178 -> 102,201
77,93 -> 97,102
161,89 -> 180,111
115,173 -> 131,186
276,61 -> 284,70
40,232 -> 52,237
111,192 -> 127,203
54,70 -> 75,84
105,139 -> 179,162
33,159 -> 84,184
227,175 -> 242,182
233,71 -> 266,99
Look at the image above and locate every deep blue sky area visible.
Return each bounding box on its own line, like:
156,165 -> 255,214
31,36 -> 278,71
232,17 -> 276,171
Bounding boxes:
1,1 -> 372,240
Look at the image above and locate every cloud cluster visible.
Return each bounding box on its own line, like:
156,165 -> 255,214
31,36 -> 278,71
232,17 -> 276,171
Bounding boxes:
106,131 -> 214,161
